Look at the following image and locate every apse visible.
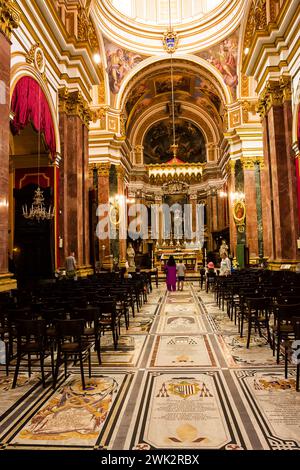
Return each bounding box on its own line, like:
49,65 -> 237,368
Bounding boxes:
143,119 -> 207,165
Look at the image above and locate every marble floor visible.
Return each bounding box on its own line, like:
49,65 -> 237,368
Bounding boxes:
0,284 -> 299,451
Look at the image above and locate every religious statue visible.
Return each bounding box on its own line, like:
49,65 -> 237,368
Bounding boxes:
127,243 -> 136,270
219,240 -> 228,258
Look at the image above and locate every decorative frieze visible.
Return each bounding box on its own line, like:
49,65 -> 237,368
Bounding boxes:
59,87 -> 92,127
0,0 -> 19,40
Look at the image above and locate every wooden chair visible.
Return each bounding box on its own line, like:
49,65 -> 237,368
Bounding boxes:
245,297 -> 272,349
53,319 -> 93,390
272,304 -> 300,364
12,319 -> 49,389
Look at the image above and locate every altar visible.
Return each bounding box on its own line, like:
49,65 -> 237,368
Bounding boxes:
154,245 -> 203,272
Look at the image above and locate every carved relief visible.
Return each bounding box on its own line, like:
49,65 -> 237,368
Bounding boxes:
26,43 -> 46,78
229,110 -> 241,128
162,182 -> 189,195
91,106 -> 109,123
241,74 -> 250,97
78,7 -> 98,51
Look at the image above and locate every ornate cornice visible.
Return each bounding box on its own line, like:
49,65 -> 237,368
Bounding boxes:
58,87 -> 92,127
0,0 -> 20,40
96,162 -> 111,177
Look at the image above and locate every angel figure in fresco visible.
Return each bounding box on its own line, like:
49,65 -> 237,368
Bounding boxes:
107,47 -> 142,94
206,37 -> 238,90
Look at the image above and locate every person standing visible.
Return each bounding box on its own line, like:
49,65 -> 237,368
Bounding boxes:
65,251 -> 77,279
177,259 -> 186,291
220,252 -> 231,276
164,256 -> 177,292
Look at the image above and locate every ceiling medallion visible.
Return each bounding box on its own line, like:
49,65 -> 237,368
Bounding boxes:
163,29 -> 179,54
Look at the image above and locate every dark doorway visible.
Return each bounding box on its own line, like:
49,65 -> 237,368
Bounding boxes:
14,184 -> 54,285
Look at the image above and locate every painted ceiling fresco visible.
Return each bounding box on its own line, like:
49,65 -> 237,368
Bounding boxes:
125,70 -> 222,127
143,119 -> 206,165
197,30 -> 239,99
103,37 -> 147,95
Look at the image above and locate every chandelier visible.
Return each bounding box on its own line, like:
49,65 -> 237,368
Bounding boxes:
23,187 -> 54,222
22,86 -> 54,222
147,1 -> 205,184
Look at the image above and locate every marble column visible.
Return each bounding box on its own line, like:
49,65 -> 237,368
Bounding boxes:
242,159 -> 259,260
0,2 -> 19,291
260,116 -> 274,260
58,88 -> 92,275
258,80 -> 299,263
254,160 -> 264,261
227,160 -> 237,258
189,192 -> 198,241
117,166 -> 127,267
96,163 -> 111,269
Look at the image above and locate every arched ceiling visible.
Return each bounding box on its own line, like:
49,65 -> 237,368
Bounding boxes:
121,59 -> 226,142
93,0 -> 244,55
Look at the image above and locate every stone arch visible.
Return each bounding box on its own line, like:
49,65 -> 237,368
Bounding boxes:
116,55 -> 232,112
130,101 -> 221,165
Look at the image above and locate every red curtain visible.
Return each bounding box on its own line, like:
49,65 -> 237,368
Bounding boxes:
10,77 -> 56,159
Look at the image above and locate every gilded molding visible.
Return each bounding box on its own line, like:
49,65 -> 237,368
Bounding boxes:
96,163 -> 111,177
0,0 -> 20,40
241,74 -> 250,97
26,43 -> 47,82
77,7 -> 99,52
59,87 -> 92,127
120,113 -> 127,136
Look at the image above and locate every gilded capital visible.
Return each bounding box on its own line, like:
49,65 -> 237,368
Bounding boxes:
280,76 -> 292,102
226,160 -> 236,175
257,81 -> 283,119
0,0 -> 19,40
241,158 -> 255,170
96,163 -> 111,177
242,157 -> 264,170
58,87 -> 92,127
117,165 -> 126,179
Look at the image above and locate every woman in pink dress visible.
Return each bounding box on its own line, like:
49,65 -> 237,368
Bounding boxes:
164,256 -> 177,292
